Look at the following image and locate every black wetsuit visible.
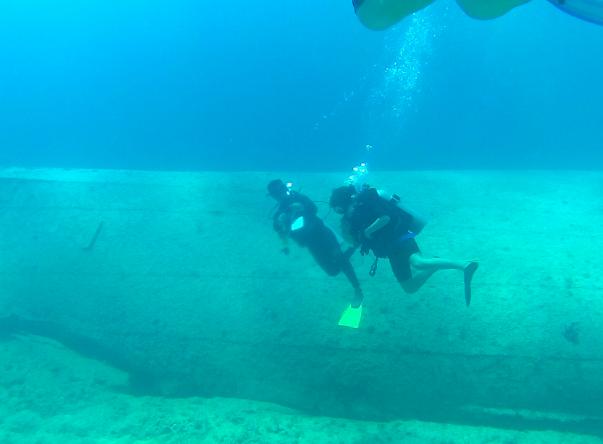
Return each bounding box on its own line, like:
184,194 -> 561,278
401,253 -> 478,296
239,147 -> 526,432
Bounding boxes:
344,188 -> 419,283
273,192 -> 361,290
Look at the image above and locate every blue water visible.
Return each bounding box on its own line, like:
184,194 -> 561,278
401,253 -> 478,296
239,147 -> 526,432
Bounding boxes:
1,0 -> 602,171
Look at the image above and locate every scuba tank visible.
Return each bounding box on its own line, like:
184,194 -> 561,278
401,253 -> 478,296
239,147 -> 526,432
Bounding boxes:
345,161 -> 427,234
376,189 -> 428,235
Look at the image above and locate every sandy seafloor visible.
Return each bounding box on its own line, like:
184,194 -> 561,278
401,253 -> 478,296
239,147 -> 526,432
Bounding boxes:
0,335 -> 600,444
2,167 -> 603,443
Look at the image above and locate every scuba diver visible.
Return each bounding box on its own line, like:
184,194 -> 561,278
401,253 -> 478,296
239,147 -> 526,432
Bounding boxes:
354,0 -> 603,31
267,179 -> 364,308
329,183 -> 478,305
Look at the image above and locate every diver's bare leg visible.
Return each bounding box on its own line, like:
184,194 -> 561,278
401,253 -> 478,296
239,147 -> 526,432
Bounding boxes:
400,267 -> 438,293
410,254 -> 467,271
406,254 -> 479,303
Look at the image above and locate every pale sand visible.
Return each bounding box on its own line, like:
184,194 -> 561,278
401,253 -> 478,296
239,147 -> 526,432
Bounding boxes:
1,168 -> 603,438
1,333 -> 600,443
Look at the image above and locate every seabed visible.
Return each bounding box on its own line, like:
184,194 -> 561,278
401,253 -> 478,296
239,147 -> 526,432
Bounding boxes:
1,168 -> 602,443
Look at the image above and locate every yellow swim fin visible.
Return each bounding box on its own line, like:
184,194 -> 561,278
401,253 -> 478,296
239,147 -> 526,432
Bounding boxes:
338,305 -> 363,329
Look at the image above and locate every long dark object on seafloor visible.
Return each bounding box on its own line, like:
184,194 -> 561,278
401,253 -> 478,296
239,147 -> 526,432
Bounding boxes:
83,221 -> 104,251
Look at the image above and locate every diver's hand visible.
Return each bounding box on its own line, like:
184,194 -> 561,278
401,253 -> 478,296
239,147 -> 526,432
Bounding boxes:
359,230 -> 371,256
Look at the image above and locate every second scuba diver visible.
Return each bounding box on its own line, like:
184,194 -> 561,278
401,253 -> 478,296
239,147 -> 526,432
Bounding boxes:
267,179 -> 364,308
329,183 -> 478,305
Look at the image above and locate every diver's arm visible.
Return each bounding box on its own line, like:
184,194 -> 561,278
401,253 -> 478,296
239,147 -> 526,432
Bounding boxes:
278,232 -> 290,254
363,215 -> 391,239
274,213 -> 290,254
341,218 -> 359,247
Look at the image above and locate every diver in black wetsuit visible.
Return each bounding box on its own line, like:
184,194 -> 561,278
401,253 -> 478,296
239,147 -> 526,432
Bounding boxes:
329,184 -> 478,305
267,179 -> 363,307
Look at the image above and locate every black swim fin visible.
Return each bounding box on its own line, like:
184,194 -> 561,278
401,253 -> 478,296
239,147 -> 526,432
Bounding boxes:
464,262 -> 479,306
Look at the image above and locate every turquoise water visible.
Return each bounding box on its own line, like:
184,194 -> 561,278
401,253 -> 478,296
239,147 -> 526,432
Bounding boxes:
1,0 -> 603,170
1,1 -> 603,442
